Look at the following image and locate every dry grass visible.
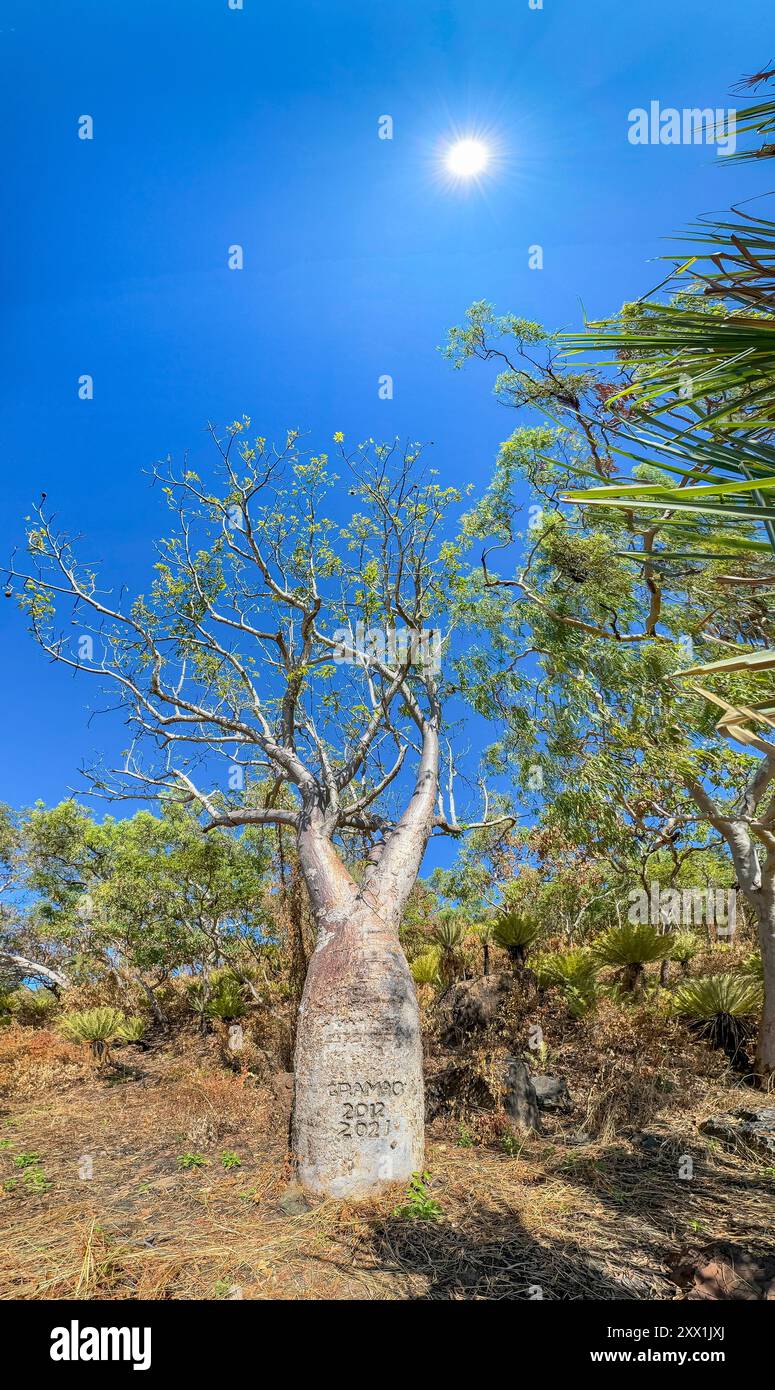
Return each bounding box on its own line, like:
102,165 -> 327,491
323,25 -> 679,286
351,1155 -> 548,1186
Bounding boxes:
0,1019 -> 772,1301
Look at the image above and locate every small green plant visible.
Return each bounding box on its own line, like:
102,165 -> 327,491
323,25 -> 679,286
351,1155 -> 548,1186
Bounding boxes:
431,913 -> 468,984
593,924 -> 674,996
13,1151 -> 42,1169
533,948 -> 599,1015
58,1007 -> 132,1067
177,1152 -> 210,1170
0,1139 -> 12,1150
207,976 -> 248,1022
493,910 -> 539,968
499,1133 -> 523,1159
456,1122 -> 474,1149
741,951 -> 764,982
392,1171 -> 443,1221
410,950 -> 441,987
672,973 -> 763,1061
669,931 -> 703,976
23,1166 -> 50,1194
220,1150 -> 241,1170
117,1015 -> 147,1045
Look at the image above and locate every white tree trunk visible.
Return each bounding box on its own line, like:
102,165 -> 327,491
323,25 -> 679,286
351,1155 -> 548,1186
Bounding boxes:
292,902 -> 424,1197
0,952 -> 68,991
686,773 -> 775,1082
291,727 -> 438,1196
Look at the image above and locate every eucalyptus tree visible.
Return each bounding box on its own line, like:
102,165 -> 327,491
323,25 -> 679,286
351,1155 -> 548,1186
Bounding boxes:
16,799 -> 272,1022
9,425 -> 505,1194
445,305 -> 775,1077
0,802 -> 71,991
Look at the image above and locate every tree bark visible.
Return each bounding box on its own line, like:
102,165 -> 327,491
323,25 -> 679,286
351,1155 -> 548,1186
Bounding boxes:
292,899 -> 424,1197
0,952 -> 69,992
291,725 -> 437,1196
750,880 -> 775,1078
685,770 -> 775,1080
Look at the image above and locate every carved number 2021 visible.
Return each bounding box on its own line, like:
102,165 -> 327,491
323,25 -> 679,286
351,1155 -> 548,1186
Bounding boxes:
339,1100 -> 389,1139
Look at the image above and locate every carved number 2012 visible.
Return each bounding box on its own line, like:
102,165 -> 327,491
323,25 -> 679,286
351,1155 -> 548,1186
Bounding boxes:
339,1101 -> 388,1139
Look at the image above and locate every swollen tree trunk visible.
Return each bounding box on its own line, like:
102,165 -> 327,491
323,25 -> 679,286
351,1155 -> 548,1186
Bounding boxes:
292,898 -> 424,1198
291,725 -> 438,1197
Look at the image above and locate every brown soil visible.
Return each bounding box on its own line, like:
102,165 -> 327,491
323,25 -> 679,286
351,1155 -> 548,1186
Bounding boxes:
0,1022 -> 773,1301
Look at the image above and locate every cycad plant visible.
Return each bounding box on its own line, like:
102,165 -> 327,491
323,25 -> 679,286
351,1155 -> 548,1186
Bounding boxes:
410,950 -> 441,988
187,969 -> 248,1028
206,973 -> 248,1022
58,1007 -> 139,1068
493,910 -> 540,970
533,948 -> 599,1016
431,916 -> 468,985
593,924 -> 674,997
471,919 -> 495,976
672,973 -> 763,1062
669,931 -> 703,977
741,951 -> 765,981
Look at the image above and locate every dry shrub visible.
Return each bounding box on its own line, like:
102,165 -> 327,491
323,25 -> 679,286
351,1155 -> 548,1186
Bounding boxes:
568,997 -> 720,1139
58,978 -> 136,1013
166,1064 -> 273,1151
0,1024 -> 87,1099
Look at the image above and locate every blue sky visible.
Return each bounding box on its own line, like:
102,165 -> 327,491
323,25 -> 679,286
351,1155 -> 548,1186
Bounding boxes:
0,0 -> 768,829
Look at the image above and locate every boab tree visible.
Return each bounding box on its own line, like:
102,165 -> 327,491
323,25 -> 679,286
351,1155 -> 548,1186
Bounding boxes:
9,424 -> 506,1195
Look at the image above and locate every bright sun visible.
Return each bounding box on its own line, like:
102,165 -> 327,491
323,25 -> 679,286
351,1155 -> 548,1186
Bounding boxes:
445,138 -> 490,178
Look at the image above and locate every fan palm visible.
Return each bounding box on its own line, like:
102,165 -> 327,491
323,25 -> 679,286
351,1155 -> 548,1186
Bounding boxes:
492,910 -> 540,968
672,973 -> 763,1062
533,948 -> 599,1015
561,76 -> 775,750
59,1007 -> 135,1067
593,924 -> 674,997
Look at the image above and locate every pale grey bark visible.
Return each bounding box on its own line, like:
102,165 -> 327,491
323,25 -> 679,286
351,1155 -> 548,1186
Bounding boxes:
0,952 -> 69,991
686,760 -> 775,1078
290,726 -> 439,1196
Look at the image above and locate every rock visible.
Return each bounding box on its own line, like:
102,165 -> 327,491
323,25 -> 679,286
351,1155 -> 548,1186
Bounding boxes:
699,1107 -> 775,1160
437,973 -> 522,1044
501,1056 -> 540,1134
531,1074 -> 571,1111
424,1056 -> 541,1133
677,1245 -> 775,1301
276,1182 -> 310,1216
